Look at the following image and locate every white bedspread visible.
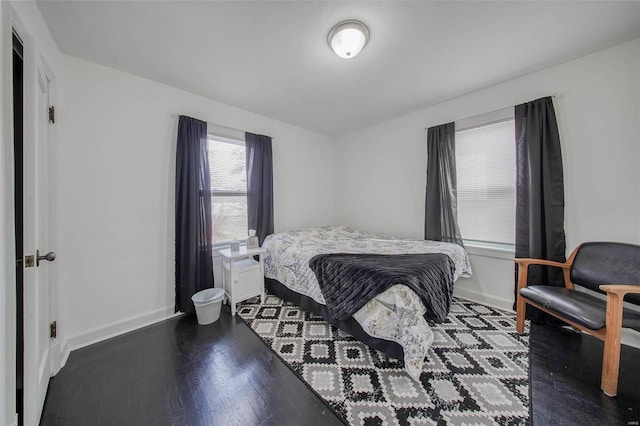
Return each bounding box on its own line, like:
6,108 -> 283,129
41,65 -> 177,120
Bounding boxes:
262,226 -> 472,380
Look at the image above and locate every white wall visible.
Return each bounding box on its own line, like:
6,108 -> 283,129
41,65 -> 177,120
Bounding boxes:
334,38 -> 640,310
56,55 -> 336,355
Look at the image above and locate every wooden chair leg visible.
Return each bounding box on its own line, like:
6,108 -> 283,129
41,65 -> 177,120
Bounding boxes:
516,295 -> 526,335
601,293 -> 624,397
515,264 -> 528,335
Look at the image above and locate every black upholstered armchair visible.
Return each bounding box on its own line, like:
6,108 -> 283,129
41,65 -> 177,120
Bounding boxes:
515,242 -> 640,397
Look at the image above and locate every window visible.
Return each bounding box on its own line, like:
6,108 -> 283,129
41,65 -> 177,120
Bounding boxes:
455,110 -> 515,247
208,134 -> 248,245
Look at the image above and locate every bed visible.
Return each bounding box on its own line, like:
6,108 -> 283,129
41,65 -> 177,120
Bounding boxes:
262,226 -> 472,380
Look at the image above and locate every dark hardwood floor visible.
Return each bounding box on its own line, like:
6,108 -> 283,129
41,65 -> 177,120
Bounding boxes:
529,325 -> 640,426
40,306 -> 640,426
40,305 -> 344,426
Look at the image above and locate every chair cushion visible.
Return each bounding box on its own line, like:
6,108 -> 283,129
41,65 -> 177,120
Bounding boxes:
520,286 -> 640,330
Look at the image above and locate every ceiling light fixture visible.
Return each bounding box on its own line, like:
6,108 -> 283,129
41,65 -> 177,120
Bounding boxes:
327,20 -> 370,59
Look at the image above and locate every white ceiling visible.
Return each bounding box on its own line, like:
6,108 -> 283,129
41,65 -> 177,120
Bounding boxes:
37,1 -> 640,136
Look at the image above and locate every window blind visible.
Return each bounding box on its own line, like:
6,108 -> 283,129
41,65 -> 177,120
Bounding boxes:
455,119 -> 516,246
208,136 -> 246,192
208,135 -> 248,243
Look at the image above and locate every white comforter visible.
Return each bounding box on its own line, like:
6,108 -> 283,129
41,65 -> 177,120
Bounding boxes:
262,226 -> 472,379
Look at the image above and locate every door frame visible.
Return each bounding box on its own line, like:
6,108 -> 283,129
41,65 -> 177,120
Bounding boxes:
0,5 -> 26,425
13,27 -> 25,426
1,5 -> 59,425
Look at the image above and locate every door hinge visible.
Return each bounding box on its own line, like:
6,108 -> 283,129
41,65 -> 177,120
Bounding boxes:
48,105 -> 55,123
50,321 -> 57,339
24,255 -> 34,268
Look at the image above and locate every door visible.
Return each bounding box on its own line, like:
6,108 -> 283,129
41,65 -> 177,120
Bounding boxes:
21,53 -> 56,426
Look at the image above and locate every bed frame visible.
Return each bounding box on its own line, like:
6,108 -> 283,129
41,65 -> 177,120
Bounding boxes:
265,278 -> 405,360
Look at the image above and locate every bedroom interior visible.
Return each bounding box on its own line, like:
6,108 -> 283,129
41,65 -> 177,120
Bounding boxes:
0,1 -> 639,425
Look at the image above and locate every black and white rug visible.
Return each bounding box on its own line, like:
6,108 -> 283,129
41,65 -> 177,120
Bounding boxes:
237,294 -> 530,425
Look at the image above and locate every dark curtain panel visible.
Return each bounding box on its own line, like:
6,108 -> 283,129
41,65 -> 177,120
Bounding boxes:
425,122 -> 464,246
514,96 -> 566,322
245,132 -> 274,245
175,116 -> 214,314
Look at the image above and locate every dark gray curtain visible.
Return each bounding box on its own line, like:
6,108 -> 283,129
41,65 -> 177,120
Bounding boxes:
245,132 -> 274,245
175,116 -> 214,314
514,96 -> 566,322
425,122 -> 463,246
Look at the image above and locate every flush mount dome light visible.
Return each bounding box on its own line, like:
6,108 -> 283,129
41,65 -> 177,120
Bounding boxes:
328,20 -> 370,59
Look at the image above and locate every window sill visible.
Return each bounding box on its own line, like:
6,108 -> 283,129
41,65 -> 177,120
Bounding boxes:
213,241 -> 246,255
464,242 -> 514,260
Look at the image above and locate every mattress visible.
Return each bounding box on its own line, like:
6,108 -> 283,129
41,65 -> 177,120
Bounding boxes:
262,226 -> 472,379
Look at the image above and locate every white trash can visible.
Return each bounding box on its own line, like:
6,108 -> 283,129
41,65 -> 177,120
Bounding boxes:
191,288 -> 225,325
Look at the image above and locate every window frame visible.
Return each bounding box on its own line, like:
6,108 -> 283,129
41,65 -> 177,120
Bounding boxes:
207,133 -> 248,248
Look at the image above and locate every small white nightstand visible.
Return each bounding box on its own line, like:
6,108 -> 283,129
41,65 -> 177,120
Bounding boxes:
218,246 -> 266,315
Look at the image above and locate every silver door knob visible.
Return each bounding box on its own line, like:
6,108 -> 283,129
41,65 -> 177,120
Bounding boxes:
36,250 -> 56,267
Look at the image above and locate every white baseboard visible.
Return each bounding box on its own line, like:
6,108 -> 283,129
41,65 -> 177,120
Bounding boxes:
59,306 -> 181,370
50,339 -> 63,376
622,329 -> 640,348
453,287 -> 514,312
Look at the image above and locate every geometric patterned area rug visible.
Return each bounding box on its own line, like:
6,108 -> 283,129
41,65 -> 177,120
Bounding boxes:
238,294 -> 530,425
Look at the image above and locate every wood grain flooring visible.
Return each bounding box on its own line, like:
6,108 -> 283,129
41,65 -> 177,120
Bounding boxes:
40,305 -> 640,425
529,324 -> 640,426
40,305 -> 344,426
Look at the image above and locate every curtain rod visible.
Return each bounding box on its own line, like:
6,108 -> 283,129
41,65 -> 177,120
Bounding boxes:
425,93 -> 559,130
172,113 -> 247,136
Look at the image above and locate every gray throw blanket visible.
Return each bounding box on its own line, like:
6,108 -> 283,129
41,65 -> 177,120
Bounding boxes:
309,253 -> 455,322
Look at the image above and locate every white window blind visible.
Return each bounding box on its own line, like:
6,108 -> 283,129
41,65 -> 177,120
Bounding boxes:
208,135 -> 248,244
455,115 -> 515,246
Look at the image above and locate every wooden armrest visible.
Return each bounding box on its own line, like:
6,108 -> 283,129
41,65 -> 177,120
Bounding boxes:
515,258 -> 570,269
515,252 -> 575,291
599,284 -> 640,296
